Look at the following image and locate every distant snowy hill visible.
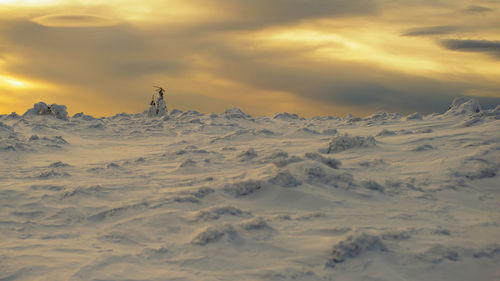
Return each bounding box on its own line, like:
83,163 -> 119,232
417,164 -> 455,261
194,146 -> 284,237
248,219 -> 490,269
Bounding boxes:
0,98 -> 499,281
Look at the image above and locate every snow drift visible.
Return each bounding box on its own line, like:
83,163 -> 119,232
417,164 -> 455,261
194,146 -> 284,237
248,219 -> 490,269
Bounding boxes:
0,98 -> 499,281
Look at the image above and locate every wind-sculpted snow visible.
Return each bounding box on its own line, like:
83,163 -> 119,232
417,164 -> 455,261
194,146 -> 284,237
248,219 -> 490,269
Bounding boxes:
445,97 -> 482,115
264,149 -> 303,168
191,218 -> 272,246
326,232 -> 388,267
269,169 -> 302,187
305,152 -> 342,169
453,156 -> 499,180
0,124 -> 69,152
0,99 -> 499,281
224,179 -> 264,197
324,134 -> 376,153
23,102 -> 69,120
191,224 -> 238,245
194,205 -> 251,221
0,121 -> 13,133
222,108 -> 253,120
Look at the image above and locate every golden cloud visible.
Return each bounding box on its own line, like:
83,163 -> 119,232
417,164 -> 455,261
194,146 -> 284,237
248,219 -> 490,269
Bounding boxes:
31,13 -> 121,27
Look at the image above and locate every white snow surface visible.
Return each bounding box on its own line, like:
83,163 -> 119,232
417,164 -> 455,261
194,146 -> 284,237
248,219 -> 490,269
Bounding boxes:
1,99 -> 499,281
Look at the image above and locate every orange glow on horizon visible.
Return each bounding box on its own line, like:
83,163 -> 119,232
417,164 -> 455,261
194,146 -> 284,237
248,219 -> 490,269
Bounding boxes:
0,0 -> 499,116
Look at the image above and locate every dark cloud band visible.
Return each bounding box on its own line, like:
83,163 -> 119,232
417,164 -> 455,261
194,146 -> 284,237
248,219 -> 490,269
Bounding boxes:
402,26 -> 458,37
440,39 -> 500,58
463,5 -> 494,14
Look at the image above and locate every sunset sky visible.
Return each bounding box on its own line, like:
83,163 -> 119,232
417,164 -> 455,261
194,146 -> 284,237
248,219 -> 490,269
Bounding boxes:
1,0 -> 499,117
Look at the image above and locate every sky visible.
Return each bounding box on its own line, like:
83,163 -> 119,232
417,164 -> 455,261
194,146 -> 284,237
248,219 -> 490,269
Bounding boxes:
0,0 -> 499,117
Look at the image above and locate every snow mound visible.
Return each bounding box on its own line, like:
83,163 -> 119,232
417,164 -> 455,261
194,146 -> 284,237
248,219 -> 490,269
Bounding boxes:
363,111 -> 402,123
23,102 -> 68,120
325,134 -> 376,153
222,108 -> 252,119
44,207 -> 85,226
486,105 -> 500,117
296,127 -> 320,134
87,202 -> 149,222
380,229 -> 413,240
195,205 -> 250,221
182,187 -> 215,200
72,112 -> 97,121
473,245 -> 500,259
445,97 -> 481,115
419,245 -> 460,263
191,218 -> 271,245
273,112 -> 299,120
239,217 -> 271,231
179,158 -> 197,168
255,128 -> 277,136
322,128 -> 338,135
191,224 -> 238,245
224,180 -> 263,197
179,110 -> 203,120
61,185 -> 103,199
238,148 -> 258,161
263,149 -> 288,161
37,170 -> 71,178
404,112 -> 423,120
361,180 -> 385,192
454,162 -> 498,180
326,232 -> 388,267
412,144 -> 435,151
263,150 -> 303,168
48,161 -> 71,168
462,117 -> 484,127
1,131 -> 69,152
269,170 -> 302,187
0,121 -> 13,133
305,152 -> 341,169
304,164 -> 354,188
376,129 -> 397,137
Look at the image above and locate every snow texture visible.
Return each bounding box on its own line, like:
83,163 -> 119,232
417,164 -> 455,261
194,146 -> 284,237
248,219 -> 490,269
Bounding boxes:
305,152 -> 342,169
269,170 -> 302,187
0,98 -> 499,281
224,180 -> 263,197
191,224 -> 238,245
23,102 -> 68,120
326,232 -> 388,267
445,97 -> 481,115
325,134 -> 376,153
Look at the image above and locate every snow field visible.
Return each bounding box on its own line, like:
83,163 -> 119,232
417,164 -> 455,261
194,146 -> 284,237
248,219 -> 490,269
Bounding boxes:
0,98 -> 499,280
